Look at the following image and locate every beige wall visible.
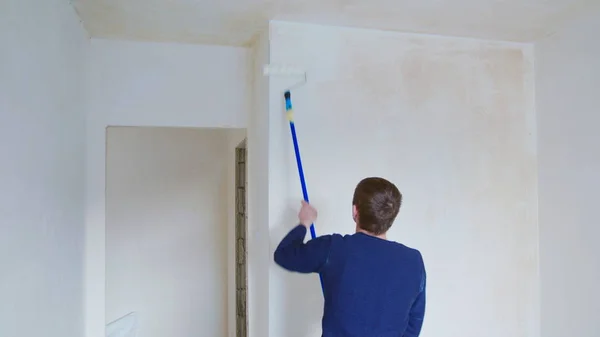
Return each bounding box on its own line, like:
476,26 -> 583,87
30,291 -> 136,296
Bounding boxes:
267,21 -> 538,337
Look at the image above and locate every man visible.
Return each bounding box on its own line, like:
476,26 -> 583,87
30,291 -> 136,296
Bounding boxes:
274,177 -> 426,337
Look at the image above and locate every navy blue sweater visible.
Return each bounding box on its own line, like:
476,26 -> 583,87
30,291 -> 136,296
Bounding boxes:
274,225 -> 426,337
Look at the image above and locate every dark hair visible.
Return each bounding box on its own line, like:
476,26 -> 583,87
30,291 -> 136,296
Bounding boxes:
352,177 -> 402,235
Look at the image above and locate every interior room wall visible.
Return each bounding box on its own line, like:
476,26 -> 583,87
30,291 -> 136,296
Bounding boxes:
0,0 -> 88,336
6,0 -> 591,333
535,5 -> 600,337
84,38 -> 251,337
267,21 -> 539,337
105,127 -> 229,337
246,29 -> 272,337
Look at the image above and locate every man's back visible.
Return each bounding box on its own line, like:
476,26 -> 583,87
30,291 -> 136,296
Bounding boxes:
321,232 -> 425,337
274,177 -> 425,336
274,225 -> 426,337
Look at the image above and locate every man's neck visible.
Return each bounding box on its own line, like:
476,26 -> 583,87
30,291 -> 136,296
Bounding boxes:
355,228 -> 387,240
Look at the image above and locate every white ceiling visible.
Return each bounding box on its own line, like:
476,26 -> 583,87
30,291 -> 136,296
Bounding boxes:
73,0 -> 593,46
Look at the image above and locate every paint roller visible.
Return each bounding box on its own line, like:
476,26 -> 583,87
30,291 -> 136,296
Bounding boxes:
263,64 -> 325,293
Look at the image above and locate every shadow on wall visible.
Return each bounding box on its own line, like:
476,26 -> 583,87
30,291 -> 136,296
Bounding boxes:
272,207 -> 324,337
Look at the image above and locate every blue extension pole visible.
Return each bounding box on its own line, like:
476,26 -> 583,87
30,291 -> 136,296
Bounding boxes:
284,90 -> 325,293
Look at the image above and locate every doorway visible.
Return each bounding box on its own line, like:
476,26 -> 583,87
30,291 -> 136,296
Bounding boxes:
105,126 -> 232,337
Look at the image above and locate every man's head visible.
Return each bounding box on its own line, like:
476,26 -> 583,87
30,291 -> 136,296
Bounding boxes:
352,177 -> 402,236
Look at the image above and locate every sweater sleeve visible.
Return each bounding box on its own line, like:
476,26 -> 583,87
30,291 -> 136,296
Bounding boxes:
273,225 -> 332,273
404,264 -> 426,337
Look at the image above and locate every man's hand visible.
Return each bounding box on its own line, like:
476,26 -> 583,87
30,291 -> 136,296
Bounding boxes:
298,200 -> 317,227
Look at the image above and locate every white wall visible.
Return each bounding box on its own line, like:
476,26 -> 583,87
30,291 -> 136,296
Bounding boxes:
0,0 -> 88,336
105,127 -> 229,337
535,6 -> 600,337
267,22 -> 539,337
85,39 -> 251,337
247,30 -> 271,337
86,39 -> 250,127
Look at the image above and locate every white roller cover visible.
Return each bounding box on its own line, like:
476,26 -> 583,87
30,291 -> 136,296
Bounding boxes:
106,312 -> 138,337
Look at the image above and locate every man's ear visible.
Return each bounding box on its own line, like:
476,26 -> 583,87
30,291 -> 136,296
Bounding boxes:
352,204 -> 358,222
